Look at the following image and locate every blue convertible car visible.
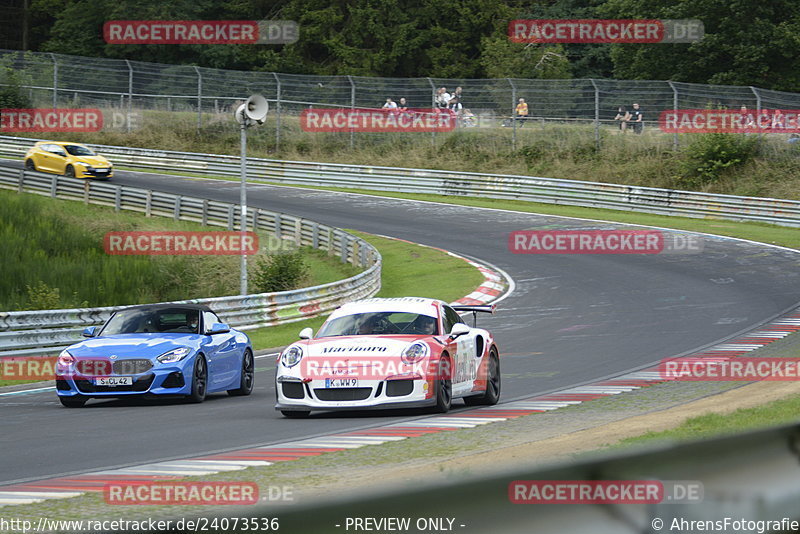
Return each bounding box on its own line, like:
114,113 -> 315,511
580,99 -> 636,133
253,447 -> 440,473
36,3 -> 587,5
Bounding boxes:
55,304 -> 254,407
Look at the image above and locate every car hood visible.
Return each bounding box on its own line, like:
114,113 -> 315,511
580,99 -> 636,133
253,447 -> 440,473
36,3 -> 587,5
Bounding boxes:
73,155 -> 111,167
302,335 -> 433,358
67,334 -> 201,360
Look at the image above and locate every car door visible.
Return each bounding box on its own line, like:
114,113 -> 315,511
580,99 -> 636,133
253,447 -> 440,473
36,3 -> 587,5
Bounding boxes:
36,144 -> 56,172
442,305 -> 478,396
202,310 -> 239,389
48,144 -> 68,174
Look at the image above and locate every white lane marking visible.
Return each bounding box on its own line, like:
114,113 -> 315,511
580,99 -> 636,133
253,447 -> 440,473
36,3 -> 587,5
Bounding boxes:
255,353 -> 280,360
0,491 -> 82,498
0,497 -> 46,504
0,387 -> 55,397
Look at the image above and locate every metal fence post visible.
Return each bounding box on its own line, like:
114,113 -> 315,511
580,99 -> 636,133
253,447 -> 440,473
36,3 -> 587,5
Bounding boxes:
347,75 -> 356,149
589,79 -> 600,151
668,81 -> 679,150
50,53 -> 58,110
114,187 -> 121,212
750,86 -> 762,141
509,78 -> 517,150
427,77 -> 436,147
202,199 -> 208,226
174,195 -> 181,220
125,60 -> 133,133
273,72 -> 282,150
194,66 -> 203,130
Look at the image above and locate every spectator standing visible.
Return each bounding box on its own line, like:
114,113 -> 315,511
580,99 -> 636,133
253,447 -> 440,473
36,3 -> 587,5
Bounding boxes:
436,87 -> 451,109
629,103 -> 643,134
515,98 -> 529,126
449,86 -> 463,113
382,97 -> 398,111
740,105 -> 756,133
397,98 -> 409,112
772,109 -> 785,130
614,106 -> 630,131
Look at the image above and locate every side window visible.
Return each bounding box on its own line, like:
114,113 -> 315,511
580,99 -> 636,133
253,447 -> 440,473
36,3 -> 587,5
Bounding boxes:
441,305 -> 464,334
202,311 -> 220,333
48,144 -> 65,156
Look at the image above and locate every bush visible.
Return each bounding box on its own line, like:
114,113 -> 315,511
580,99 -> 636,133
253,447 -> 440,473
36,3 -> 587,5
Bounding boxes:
0,68 -> 32,109
679,133 -> 759,188
252,250 -> 310,293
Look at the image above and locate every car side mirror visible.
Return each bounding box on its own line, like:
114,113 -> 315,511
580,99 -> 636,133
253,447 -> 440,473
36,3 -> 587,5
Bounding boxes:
299,327 -> 313,339
449,323 -> 470,339
82,326 -> 98,337
206,322 -> 230,335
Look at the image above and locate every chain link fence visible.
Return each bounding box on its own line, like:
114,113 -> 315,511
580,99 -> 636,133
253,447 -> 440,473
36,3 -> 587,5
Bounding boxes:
4,48 -> 800,150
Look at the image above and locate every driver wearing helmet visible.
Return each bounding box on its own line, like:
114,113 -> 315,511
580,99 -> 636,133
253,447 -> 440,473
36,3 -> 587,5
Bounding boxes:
410,315 -> 437,335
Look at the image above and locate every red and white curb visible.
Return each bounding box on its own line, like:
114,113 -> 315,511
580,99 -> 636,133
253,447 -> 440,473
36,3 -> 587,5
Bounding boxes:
3,312 -> 799,506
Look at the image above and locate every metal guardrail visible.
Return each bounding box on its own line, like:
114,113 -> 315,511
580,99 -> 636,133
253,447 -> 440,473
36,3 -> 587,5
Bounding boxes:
2,135 -> 799,227
232,422 -> 800,533
0,166 -> 381,358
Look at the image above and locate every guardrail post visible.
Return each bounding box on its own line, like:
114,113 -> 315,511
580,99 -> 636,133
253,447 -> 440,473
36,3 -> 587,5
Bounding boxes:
347,75 -> 356,149
359,243 -> 366,267
327,228 -> 334,256
273,72 -> 281,150
50,53 -> 58,109
589,79 -> 600,151
145,190 -> 152,217
227,205 -> 235,230
17,170 -> 24,193
83,180 -> 90,205
114,187 -> 121,212
194,66 -> 203,131
340,234 -> 348,263
294,219 -> 302,245
352,239 -> 360,266
174,195 -> 181,220
252,207 -> 260,231
125,59 -> 133,133
275,214 -> 282,240
50,174 -> 57,198
668,81 -> 679,150
312,222 -> 319,249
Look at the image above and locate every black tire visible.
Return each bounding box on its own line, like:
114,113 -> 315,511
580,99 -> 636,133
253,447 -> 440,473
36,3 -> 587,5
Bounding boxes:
25,159 -> 36,171
59,395 -> 87,408
64,165 -> 75,178
281,410 -> 310,418
464,349 -> 501,406
186,355 -> 208,403
432,355 -> 452,413
228,349 -> 254,396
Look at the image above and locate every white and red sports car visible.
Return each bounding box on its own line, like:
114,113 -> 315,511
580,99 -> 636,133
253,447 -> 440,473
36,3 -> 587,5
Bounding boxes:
275,297 -> 500,417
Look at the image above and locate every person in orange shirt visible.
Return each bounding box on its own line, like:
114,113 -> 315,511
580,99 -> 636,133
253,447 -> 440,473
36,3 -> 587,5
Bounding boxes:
515,98 -> 529,126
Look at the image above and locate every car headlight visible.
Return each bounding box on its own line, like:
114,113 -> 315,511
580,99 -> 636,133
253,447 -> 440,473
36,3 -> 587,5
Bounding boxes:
401,342 -> 429,364
281,346 -> 303,368
157,347 -> 192,363
57,349 -> 75,368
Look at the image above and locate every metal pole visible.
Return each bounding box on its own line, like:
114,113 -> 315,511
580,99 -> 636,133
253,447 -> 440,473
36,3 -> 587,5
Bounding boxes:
50,53 -> 57,109
668,81 -> 679,149
239,120 -> 248,295
194,66 -> 202,130
590,79 -> 600,151
750,86 -> 762,141
426,77 -> 436,147
509,78 -> 517,150
347,75 -> 355,149
273,72 -> 281,150
125,60 -> 133,133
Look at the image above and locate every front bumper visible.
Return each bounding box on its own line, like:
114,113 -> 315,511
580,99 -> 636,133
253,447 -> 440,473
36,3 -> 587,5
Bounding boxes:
56,360 -> 192,397
275,376 -> 436,412
75,167 -> 113,179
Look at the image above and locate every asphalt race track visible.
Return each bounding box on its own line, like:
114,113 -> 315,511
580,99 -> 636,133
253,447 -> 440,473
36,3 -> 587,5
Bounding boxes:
2,160 -> 800,486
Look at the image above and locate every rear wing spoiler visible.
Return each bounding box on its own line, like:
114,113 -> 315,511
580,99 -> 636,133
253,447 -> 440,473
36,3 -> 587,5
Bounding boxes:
452,304 -> 496,326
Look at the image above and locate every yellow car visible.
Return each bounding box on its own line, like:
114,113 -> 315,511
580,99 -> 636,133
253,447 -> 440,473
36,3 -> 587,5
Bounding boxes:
24,141 -> 114,179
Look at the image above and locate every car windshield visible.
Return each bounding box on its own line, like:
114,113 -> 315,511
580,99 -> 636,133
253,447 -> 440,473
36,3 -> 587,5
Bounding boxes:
316,311 -> 439,337
64,145 -> 95,156
100,308 -> 201,335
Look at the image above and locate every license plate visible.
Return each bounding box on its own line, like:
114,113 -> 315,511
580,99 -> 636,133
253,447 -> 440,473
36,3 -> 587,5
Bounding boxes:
325,378 -> 358,388
94,168 -> 108,173
95,376 -> 133,386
